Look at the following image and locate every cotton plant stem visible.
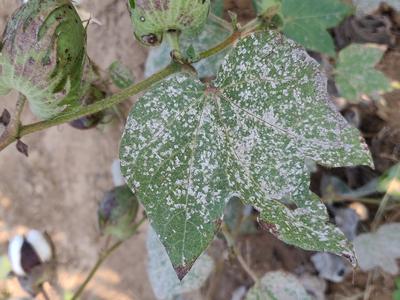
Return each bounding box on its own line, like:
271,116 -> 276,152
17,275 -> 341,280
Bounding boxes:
208,13 -> 233,32
0,23 -> 253,152
71,217 -> 146,300
221,224 -> 259,284
371,166 -> 400,231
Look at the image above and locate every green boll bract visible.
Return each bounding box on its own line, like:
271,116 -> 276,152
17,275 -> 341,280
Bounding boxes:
0,0 -> 87,120
127,0 -> 211,46
98,185 -> 139,240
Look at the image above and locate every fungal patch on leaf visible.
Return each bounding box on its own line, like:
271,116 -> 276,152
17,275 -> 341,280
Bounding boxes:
120,31 -> 372,279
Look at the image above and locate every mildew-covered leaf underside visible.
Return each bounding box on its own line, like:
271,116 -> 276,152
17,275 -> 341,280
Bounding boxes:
120,31 -> 372,279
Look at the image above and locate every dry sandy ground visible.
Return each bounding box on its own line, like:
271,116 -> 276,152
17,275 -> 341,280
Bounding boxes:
0,0 -> 156,299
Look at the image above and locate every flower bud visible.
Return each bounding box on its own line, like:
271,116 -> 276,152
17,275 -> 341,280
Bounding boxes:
127,0 -> 211,46
98,185 -> 139,239
8,230 -> 56,296
0,0 -> 87,120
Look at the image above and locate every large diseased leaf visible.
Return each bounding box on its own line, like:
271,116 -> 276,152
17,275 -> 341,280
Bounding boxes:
120,31 -> 372,279
335,44 -> 392,102
281,0 -> 351,55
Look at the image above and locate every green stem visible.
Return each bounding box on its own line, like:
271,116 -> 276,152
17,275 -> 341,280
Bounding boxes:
71,217 -> 146,300
372,166 -> 400,231
221,224 -> 259,284
165,30 -> 181,53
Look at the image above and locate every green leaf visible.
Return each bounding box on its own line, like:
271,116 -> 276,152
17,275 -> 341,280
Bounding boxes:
354,223 -> 400,274
147,226 -> 214,300
281,0 -> 351,55
120,31 -> 372,278
246,271 -> 311,300
145,19 -> 231,79
253,0 -> 281,15
394,290 -> 400,300
211,0 -> 225,17
335,44 -> 392,103
378,163 -> 400,198
108,61 -> 135,89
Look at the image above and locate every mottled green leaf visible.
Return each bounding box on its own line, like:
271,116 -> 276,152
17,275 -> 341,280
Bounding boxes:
281,0 -> 351,55
108,61 -> 135,89
147,227 -> 214,300
145,19 -> 231,79
336,44 -> 392,103
120,31 -> 372,278
246,271 -> 311,300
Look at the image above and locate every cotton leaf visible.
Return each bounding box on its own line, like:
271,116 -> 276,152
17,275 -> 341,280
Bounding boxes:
146,227 -> 214,300
245,271 -> 311,300
108,61 -> 134,89
120,31 -> 372,278
354,223 -> 400,274
144,19 -> 230,79
252,0 -> 281,15
335,44 -> 392,102
281,0 -> 351,55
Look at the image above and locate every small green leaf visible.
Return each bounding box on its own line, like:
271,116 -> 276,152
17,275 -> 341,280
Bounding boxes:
281,0 -> 351,55
120,31 -> 372,278
147,227 -> 214,300
145,19 -> 231,79
336,44 -> 392,103
354,223 -> 400,274
211,0 -> 225,17
336,44 -> 393,103
253,0 -> 281,15
378,163 -> 400,198
108,61 -> 135,89
246,271 -> 311,300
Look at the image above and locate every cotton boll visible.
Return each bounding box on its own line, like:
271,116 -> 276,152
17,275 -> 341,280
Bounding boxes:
8,235 -> 25,276
25,230 -> 53,263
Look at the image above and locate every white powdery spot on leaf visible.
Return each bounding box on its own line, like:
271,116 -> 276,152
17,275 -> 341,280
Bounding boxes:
120,31 -> 372,277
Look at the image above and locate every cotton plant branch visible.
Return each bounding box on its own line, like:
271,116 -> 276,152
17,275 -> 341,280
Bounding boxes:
0,18 -> 262,153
